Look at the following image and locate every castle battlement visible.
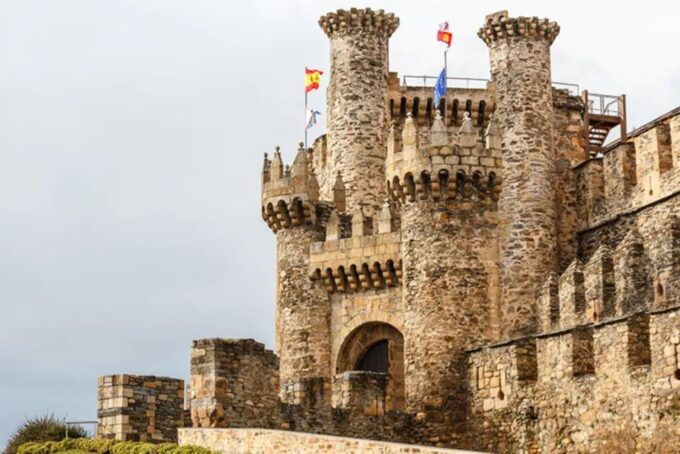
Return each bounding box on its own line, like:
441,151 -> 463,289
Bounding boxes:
467,305 -> 679,452
538,213 -> 680,338
319,8 -> 399,38
261,144 -> 320,232
387,73 -> 495,128
386,111 -> 502,205
309,231 -> 402,294
477,10 -> 560,45
576,111 -> 680,228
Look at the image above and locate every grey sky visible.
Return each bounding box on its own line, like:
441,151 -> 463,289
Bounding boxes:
0,0 -> 677,447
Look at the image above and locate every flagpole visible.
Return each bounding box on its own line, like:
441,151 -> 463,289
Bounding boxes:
304,90 -> 308,149
443,47 -> 448,119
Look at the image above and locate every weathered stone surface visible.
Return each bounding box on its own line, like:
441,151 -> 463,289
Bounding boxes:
97,374 -> 184,442
178,428 -> 479,454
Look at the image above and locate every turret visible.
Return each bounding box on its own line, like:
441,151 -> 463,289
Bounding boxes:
478,11 -> 560,338
319,8 -> 400,217
261,144 -> 319,232
260,143 -> 331,402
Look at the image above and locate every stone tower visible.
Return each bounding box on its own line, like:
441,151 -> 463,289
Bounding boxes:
261,145 -> 331,401
388,112 -> 501,417
319,8 -> 399,217
479,11 -> 561,338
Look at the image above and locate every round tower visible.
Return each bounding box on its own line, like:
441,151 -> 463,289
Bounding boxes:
386,112 -> 501,419
478,11 -> 561,338
261,145 -> 331,401
319,8 -> 399,217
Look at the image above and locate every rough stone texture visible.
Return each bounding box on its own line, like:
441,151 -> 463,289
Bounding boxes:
178,428 -> 480,454
401,198 -> 496,418
97,374 -> 184,442
467,307 -> 680,453
276,225 -> 331,393
319,9 -> 399,217
189,339 -> 279,429
332,371 -> 388,416
481,11 -> 559,338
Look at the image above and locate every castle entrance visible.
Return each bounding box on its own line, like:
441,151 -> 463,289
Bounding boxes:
336,322 -> 405,410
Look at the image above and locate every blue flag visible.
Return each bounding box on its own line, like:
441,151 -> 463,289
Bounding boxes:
434,67 -> 447,106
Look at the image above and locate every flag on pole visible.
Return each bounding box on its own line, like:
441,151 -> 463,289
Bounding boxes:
305,108 -> 321,130
305,68 -> 323,93
437,22 -> 453,47
434,67 -> 447,107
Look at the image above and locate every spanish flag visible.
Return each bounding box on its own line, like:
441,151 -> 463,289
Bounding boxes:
437,22 -> 453,47
305,68 -> 323,93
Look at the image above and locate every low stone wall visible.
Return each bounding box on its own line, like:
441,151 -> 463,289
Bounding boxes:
97,374 -> 184,442
177,428 -> 483,454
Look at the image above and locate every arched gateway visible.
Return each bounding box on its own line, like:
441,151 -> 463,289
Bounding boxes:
336,322 -> 405,410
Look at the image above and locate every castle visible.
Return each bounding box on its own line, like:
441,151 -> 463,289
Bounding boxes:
96,8 -> 680,453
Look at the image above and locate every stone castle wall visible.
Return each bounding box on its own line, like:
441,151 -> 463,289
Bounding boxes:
467,306 -> 680,453
97,374 -> 184,442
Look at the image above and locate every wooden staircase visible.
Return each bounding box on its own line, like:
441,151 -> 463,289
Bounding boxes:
583,91 -> 627,156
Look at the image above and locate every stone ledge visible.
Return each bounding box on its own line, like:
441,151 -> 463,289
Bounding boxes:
178,428 -> 485,454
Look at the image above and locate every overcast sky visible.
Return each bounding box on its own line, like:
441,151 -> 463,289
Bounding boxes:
0,0 -> 678,447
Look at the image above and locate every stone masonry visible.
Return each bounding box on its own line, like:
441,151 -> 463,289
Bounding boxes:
480,11 -> 560,338
103,7 -> 680,453
97,374 -> 184,442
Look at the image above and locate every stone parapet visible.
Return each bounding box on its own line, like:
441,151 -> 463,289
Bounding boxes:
388,83 -> 495,128
319,8 -> 399,38
467,305 -> 680,452
97,374 -> 184,442
576,112 -> 680,229
386,111 -> 502,207
477,10 -> 560,45
309,232 -> 401,294
261,145 -> 319,233
178,428 -> 480,454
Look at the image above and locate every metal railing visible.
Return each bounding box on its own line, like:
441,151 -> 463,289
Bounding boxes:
65,420 -> 98,438
552,81 -> 580,96
402,75 -> 489,89
402,75 -> 580,95
587,92 -> 623,116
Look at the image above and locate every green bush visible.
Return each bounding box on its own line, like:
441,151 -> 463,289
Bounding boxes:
17,438 -> 215,454
5,414 -> 88,454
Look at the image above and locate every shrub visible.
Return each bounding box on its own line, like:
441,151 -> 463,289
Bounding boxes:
17,438 -> 215,454
5,414 -> 87,454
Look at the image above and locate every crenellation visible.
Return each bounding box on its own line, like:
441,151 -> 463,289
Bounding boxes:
537,273 -> 559,332
576,158 -> 605,228
614,228 -> 651,315
584,245 -> 616,321
636,122 -> 673,203
386,112 -> 502,208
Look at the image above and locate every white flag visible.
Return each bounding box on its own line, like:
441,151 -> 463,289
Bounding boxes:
305,108 -> 321,130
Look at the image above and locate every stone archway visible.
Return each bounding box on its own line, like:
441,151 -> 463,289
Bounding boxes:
336,322 -> 405,410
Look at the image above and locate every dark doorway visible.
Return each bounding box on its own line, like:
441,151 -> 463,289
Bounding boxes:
356,340 -> 389,373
